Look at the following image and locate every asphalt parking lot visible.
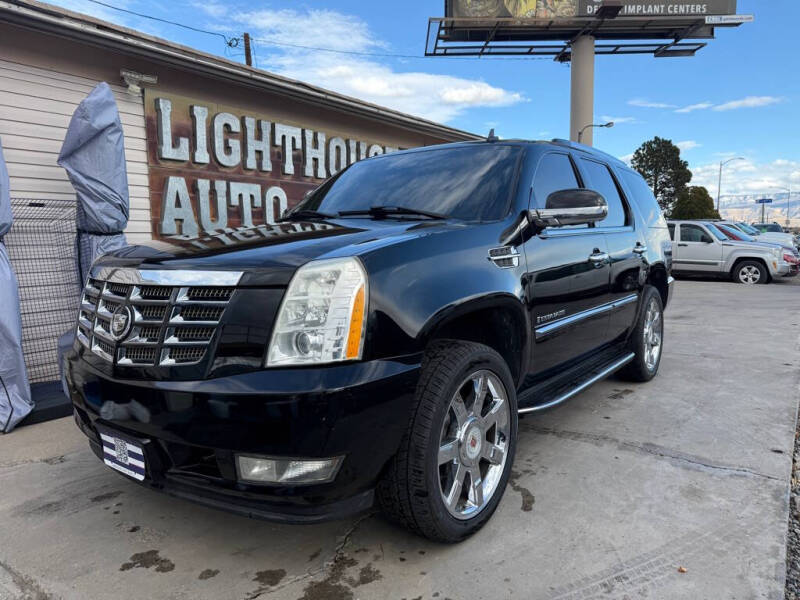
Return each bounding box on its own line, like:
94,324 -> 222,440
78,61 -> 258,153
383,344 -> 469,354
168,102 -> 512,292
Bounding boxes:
1,278 -> 798,600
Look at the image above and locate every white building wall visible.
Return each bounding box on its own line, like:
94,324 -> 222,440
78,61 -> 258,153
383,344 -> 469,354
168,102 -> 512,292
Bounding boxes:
0,57 -> 152,243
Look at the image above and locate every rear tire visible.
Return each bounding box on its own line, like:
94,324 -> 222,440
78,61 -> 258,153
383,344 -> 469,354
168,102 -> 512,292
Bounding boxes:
732,260 -> 768,285
620,285 -> 663,382
376,340 -> 518,543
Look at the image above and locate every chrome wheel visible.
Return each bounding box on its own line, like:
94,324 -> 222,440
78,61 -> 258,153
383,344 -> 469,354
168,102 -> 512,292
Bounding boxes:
738,265 -> 761,284
643,297 -> 662,371
438,370 -> 510,520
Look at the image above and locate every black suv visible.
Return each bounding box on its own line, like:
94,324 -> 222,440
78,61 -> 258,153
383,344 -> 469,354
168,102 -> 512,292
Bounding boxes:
65,139 -> 673,542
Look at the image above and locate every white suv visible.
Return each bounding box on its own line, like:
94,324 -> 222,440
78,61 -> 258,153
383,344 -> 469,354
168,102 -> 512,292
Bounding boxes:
667,220 -> 791,284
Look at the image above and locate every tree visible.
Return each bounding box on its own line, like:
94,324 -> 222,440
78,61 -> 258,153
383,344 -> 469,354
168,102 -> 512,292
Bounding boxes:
631,137 -> 692,215
670,186 -> 721,220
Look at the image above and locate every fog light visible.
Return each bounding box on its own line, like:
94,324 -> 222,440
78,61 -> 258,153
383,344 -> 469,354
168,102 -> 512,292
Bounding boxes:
236,455 -> 343,485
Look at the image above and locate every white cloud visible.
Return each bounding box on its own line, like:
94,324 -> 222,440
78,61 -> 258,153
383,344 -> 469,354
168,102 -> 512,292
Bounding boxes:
619,153 -> 634,164
191,1 -> 228,18
712,96 -> 784,111
224,8 -> 525,123
688,158 -> 800,222
690,158 -> 800,219
676,140 -> 701,152
627,98 -> 677,109
599,115 -> 638,124
674,96 -> 785,114
675,102 -> 714,114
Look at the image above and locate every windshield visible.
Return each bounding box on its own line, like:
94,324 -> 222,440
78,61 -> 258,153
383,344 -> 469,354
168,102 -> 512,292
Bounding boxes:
719,224 -> 755,242
704,223 -> 728,241
737,222 -> 760,235
292,145 -> 522,221
754,223 -> 784,233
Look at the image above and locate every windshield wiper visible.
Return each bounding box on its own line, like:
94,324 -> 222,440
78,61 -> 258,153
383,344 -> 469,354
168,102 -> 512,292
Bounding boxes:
277,209 -> 338,222
337,206 -> 447,220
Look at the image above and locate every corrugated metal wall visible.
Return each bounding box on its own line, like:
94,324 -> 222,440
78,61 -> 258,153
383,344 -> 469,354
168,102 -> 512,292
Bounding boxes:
0,57 -> 151,243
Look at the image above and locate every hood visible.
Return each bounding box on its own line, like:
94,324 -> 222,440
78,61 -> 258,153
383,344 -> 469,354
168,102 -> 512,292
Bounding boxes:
755,232 -> 795,245
91,219 -> 462,286
724,239 -> 782,252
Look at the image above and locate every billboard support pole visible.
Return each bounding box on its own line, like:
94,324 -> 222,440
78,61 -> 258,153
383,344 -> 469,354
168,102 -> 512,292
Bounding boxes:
569,35 -> 595,145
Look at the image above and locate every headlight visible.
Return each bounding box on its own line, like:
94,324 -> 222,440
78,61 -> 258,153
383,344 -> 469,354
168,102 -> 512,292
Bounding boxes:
771,247 -> 781,258
267,256 -> 367,366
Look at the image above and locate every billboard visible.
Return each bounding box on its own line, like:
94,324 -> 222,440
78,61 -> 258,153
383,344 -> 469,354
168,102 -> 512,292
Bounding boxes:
447,0 -> 738,18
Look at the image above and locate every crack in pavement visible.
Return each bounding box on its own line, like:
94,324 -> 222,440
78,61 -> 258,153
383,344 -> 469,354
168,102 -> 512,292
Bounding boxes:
522,424 -> 782,481
0,559 -> 54,600
243,510 -> 378,599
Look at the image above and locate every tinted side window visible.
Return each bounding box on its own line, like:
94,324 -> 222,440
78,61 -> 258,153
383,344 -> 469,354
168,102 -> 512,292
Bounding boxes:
531,153 -> 580,209
619,169 -> 668,228
668,224 -> 675,240
579,159 -> 627,228
680,224 -> 712,243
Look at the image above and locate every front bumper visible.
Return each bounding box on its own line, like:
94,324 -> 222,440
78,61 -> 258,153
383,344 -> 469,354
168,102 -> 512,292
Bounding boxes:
773,261 -> 793,277
66,352 -> 421,523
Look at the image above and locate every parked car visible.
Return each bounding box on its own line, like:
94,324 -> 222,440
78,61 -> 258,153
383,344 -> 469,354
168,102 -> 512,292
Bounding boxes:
716,223 -> 799,277
65,139 -> 673,542
734,221 -> 799,250
667,220 -> 792,284
752,222 -> 785,233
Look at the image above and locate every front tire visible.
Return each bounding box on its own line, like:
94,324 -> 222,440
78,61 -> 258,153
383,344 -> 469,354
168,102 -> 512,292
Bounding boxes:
376,340 -> 518,543
620,285 -> 664,382
733,260 -> 768,285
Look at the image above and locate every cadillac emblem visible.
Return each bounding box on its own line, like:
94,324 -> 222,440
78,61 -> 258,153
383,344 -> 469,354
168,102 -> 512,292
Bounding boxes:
110,305 -> 133,341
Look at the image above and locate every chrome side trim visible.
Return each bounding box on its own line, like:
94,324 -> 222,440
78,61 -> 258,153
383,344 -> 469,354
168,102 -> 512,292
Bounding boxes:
613,294 -> 639,308
535,294 -> 638,339
92,267 -> 243,287
539,225 -> 634,238
518,352 -> 636,414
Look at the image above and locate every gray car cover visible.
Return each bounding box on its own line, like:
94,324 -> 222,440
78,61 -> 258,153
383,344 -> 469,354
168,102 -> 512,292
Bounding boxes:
58,82 -> 130,285
0,137 -> 34,432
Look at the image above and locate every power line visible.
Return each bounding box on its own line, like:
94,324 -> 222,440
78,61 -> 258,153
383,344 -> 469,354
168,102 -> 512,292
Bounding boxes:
83,0 -> 552,61
84,0 -> 240,46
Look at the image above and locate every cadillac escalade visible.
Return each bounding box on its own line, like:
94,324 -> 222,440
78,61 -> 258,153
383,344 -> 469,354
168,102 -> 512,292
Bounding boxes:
65,139 -> 673,542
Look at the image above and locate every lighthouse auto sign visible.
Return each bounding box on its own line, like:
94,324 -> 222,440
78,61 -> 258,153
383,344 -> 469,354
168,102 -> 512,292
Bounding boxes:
144,90 -> 400,240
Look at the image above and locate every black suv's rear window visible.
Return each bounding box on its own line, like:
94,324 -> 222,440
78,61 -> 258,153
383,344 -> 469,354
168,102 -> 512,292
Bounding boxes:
296,145 -> 522,221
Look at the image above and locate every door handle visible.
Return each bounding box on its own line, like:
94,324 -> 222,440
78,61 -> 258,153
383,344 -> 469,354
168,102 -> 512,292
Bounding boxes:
633,243 -> 647,255
588,250 -> 609,267
678,243 -> 688,247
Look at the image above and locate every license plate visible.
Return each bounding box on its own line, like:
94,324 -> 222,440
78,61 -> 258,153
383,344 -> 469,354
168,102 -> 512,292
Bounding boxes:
98,429 -> 146,481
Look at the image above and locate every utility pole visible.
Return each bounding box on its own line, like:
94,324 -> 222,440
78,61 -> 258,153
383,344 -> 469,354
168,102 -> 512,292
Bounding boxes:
243,32 -> 252,67
569,35 -> 595,145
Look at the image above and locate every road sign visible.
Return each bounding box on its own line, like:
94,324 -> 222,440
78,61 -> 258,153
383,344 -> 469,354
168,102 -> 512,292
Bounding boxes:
755,199 -> 773,204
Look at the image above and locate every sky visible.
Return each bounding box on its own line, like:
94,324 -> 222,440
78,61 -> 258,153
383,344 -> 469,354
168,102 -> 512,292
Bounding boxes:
49,0 -> 799,218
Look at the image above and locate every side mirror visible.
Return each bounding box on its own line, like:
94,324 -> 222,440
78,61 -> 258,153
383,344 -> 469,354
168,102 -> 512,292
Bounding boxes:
531,189 -> 608,228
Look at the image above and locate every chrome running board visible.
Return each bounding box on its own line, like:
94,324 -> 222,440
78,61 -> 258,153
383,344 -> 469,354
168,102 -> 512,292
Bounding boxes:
518,352 -> 635,414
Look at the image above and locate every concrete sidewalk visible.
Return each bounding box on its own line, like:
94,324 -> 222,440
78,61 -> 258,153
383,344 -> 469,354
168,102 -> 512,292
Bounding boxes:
1,279 -> 798,600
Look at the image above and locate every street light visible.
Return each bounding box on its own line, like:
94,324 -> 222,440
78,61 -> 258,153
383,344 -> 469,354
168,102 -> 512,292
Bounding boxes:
775,185 -> 792,226
716,157 -> 745,212
578,121 -> 613,144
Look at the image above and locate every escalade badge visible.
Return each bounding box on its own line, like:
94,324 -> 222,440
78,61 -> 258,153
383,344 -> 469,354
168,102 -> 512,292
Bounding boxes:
110,305 -> 133,341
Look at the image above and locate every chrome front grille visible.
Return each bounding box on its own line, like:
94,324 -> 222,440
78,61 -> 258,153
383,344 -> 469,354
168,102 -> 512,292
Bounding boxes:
76,275 -> 235,367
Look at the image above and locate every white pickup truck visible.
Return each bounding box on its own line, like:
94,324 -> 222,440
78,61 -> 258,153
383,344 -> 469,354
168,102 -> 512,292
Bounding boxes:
667,220 -> 793,284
